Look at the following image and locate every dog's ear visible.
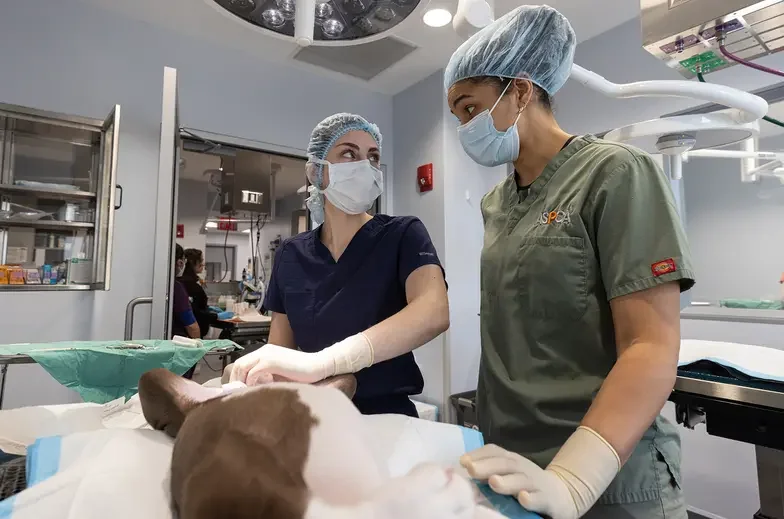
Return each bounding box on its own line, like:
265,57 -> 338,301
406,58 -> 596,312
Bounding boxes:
315,374 -> 357,399
139,369 -> 223,438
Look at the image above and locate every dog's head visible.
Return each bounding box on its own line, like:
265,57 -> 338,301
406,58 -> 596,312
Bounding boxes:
138,369 -> 357,519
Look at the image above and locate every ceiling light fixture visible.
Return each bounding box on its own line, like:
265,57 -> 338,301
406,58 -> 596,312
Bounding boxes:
208,0 -> 426,46
423,8 -> 452,27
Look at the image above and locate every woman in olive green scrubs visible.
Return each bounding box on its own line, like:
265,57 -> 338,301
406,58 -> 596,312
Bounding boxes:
447,6 -> 695,519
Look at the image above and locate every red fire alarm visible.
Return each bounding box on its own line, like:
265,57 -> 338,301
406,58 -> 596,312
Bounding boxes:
417,163 -> 433,193
176,224 -> 184,238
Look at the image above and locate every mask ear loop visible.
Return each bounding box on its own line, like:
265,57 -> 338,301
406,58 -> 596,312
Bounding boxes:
512,104 -> 526,126
307,155 -> 331,193
490,79 -> 527,130
489,79 -> 527,131
489,79 -> 515,115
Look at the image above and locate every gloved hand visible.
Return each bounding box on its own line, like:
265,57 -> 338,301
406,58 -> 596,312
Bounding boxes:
228,334 -> 374,386
305,464 -> 487,519
460,427 -> 621,519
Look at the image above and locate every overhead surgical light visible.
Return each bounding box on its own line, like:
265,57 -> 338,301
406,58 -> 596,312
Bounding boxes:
571,64 -> 766,157
423,8 -> 452,27
208,0 -> 427,46
452,0 -> 492,39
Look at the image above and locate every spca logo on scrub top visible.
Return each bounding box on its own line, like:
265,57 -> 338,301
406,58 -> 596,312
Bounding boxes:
537,209 -> 572,226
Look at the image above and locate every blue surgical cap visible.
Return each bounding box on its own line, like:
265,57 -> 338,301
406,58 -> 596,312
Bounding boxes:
306,113 -> 383,186
305,113 -> 382,226
444,5 -> 576,96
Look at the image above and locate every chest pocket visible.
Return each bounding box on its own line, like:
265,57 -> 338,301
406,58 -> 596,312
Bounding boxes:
515,235 -> 588,321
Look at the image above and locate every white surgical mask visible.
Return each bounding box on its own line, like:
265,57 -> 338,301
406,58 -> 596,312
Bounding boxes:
307,157 -> 383,224
457,80 -> 523,167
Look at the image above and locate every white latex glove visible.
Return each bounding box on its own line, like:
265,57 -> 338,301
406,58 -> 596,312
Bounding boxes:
460,427 -> 621,519
305,464 -> 479,519
229,334 -> 374,386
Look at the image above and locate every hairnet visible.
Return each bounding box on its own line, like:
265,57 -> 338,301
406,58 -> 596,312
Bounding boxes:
305,113 -> 382,226
443,5 -> 576,96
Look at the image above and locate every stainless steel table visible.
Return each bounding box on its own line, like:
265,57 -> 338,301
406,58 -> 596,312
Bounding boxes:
671,372 -> 784,519
0,347 -> 237,410
214,319 -> 271,348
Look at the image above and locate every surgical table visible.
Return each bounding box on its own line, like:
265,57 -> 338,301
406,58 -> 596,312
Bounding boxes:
214,318 -> 270,348
671,366 -> 784,519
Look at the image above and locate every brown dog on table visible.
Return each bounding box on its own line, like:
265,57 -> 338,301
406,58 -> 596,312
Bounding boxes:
138,368 -> 497,519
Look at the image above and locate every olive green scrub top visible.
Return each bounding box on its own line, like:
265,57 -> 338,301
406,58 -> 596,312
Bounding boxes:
478,135 -> 695,506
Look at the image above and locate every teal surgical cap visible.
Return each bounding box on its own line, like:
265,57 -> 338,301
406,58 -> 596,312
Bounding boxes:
305,113 -> 382,226
444,5 -> 576,96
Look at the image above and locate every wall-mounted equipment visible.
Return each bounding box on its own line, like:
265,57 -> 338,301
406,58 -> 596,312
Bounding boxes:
219,152 -> 274,215
642,0 -> 784,79
417,163 -> 434,192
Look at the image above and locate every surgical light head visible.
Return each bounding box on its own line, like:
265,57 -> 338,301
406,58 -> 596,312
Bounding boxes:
444,5 -> 576,95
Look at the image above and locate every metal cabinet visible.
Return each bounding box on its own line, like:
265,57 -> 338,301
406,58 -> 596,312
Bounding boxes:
0,103 -> 120,290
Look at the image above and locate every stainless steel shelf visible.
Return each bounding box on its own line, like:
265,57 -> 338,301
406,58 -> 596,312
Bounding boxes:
0,184 -> 96,201
0,283 -> 91,292
0,220 -> 94,231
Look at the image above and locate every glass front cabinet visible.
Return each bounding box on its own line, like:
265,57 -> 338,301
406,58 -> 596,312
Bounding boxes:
0,103 -> 120,291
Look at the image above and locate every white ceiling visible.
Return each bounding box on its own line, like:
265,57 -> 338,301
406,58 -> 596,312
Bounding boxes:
81,0 -> 640,95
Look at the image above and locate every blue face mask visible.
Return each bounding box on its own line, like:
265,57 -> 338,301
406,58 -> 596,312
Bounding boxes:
457,81 -> 523,167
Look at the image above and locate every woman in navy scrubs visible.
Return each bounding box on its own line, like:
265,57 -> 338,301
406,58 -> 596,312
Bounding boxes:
228,113 -> 449,417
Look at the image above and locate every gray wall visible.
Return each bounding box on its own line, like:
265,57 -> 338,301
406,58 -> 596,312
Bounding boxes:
392,71 -> 448,408
392,70 -> 505,414
442,105 -> 506,396
683,135 -> 784,303
0,0 -> 393,408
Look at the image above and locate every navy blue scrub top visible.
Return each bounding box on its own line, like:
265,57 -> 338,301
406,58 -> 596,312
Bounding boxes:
263,214 -> 444,416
